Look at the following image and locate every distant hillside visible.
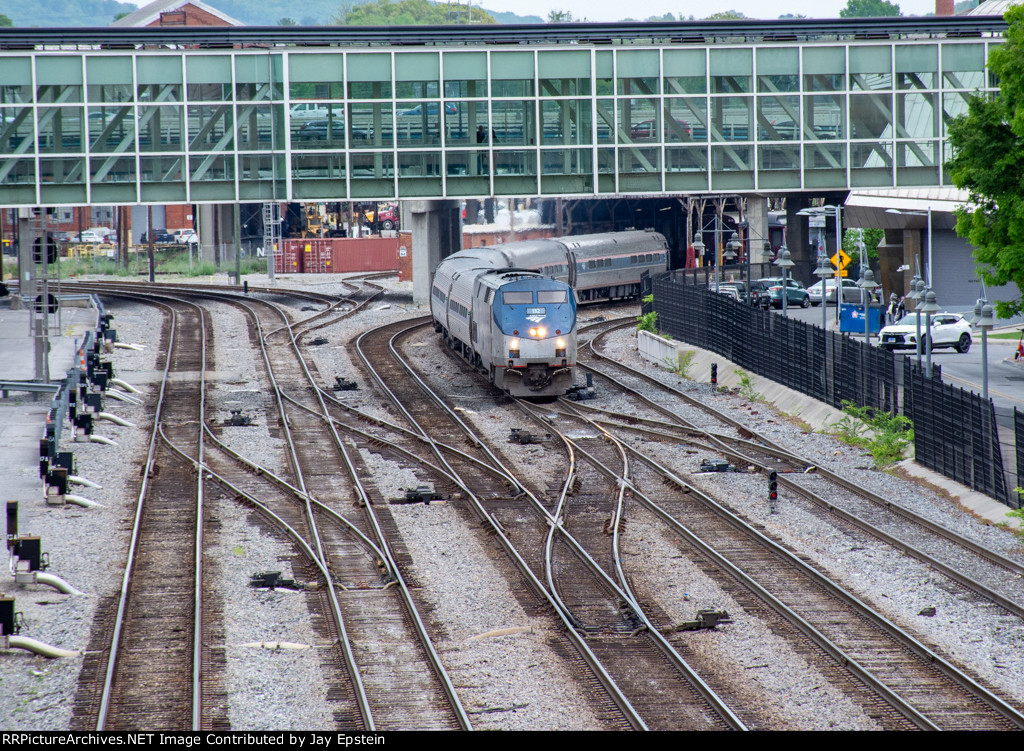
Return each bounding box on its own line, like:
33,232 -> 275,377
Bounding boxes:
0,0 -> 138,27
0,0 -> 545,27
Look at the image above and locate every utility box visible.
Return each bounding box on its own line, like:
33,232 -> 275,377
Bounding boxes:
839,304 -> 883,334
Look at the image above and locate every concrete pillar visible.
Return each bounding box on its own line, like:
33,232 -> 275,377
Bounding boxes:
198,204 -> 216,265
785,195 -> 812,286
743,195 -> 770,263
409,199 -> 462,305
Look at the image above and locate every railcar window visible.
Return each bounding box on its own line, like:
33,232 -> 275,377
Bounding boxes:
502,291 -> 533,304
537,290 -> 567,303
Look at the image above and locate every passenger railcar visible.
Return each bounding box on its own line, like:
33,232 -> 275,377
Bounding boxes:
431,249 -> 577,398
487,230 -> 669,302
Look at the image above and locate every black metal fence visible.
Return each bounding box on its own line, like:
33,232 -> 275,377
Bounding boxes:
651,273 -> 1018,508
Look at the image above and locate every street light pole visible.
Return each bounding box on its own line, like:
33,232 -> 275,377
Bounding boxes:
775,247 -> 794,317
919,289 -> 940,379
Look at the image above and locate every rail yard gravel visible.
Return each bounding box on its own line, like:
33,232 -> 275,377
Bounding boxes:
2,272 -> 1022,731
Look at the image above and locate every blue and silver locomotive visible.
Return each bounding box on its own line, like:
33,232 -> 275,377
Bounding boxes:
431,249 -> 577,397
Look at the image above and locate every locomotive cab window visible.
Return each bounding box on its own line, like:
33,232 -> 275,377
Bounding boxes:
537,290 -> 567,304
503,291 -> 533,304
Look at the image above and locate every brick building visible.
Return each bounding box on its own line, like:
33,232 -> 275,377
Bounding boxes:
111,0 -> 242,28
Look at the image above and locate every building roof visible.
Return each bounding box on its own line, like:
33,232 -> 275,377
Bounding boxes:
111,0 -> 243,28
968,0 -> 1019,14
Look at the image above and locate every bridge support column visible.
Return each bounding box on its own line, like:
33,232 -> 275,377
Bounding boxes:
409,200 -> 462,305
196,204 -> 238,268
786,195 -> 812,286
742,195 -> 771,264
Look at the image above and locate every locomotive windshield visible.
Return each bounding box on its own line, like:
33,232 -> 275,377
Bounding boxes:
495,282 -> 576,336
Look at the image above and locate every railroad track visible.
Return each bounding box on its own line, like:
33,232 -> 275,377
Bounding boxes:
68,281 -> 466,730
72,296 -> 213,730
359,317 -> 748,730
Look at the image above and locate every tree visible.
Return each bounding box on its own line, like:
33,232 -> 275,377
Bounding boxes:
547,10 -> 574,23
335,0 -> 496,25
0,14 -> 12,26
278,17 -> 298,25
704,10 -> 747,20
839,0 -> 900,17
842,227 -> 884,265
946,5 -> 1024,317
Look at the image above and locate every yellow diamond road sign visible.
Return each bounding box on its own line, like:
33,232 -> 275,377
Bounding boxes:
831,249 -> 851,270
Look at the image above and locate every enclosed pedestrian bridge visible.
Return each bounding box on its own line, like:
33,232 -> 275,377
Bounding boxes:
0,17 -> 1007,207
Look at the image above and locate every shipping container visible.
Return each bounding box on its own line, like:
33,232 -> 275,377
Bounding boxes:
274,242 -> 302,274
301,239 -> 333,273
330,237 -> 400,273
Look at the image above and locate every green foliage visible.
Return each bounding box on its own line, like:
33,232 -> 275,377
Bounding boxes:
636,311 -> 658,333
734,369 -> 762,401
0,14 -> 12,26
636,294 -> 658,332
829,401 -> 913,469
664,350 -> 695,378
336,0 -> 496,25
704,10 -> 747,20
946,5 -> 1024,318
1006,491 -> 1024,538
842,227 -> 885,266
278,17 -> 298,25
839,0 -> 901,17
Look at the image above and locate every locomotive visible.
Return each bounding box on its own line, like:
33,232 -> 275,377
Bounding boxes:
429,231 -> 669,397
431,249 -> 577,398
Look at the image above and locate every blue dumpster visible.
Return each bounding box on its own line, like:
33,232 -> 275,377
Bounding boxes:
839,304 -> 884,334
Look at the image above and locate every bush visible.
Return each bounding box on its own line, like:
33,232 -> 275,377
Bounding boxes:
829,401 -> 913,469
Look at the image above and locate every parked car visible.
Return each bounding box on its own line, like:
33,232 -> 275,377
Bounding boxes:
174,229 -> 198,245
807,278 -> 861,305
630,117 -> 691,141
289,102 -> 342,120
140,229 -> 175,244
755,276 -> 810,309
77,229 -> 108,243
295,118 -> 346,141
400,102 -> 459,117
878,312 -> 973,354
709,280 -> 748,304
748,278 -> 774,309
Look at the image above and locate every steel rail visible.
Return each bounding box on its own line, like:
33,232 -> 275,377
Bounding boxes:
240,295 -> 377,730
582,320 -> 1024,578
235,292 -> 472,729
353,320 -> 652,731
516,400 -> 748,730
95,296 -> 207,730
622,442 -> 1024,728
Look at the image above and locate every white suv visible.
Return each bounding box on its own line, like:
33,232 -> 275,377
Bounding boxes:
289,103 -> 342,120
175,229 -> 198,245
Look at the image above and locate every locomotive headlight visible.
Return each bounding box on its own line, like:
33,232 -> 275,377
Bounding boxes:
556,338 -> 566,349
537,327 -> 547,338
509,338 -> 519,350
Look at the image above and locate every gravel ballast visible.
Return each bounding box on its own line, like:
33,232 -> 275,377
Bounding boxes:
1,272 -> 1021,731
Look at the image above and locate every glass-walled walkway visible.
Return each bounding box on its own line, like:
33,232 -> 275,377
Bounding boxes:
0,19 -> 1002,206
